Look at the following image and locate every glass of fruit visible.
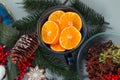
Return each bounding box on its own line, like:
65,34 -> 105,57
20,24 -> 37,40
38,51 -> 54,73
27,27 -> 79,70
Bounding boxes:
77,32 -> 120,80
37,6 -> 87,66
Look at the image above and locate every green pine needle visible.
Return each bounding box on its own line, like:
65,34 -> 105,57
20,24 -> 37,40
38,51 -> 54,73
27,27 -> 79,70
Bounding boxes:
0,24 -> 19,47
33,47 -> 78,80
33,47 -> 69,72
70,0 -> 106,38
6,57 -> 18,80
70,0 -> 105,25
13,0 -> 61,34
12,11 -> 42,34
23,0 -> 62,11
87,25 -> 105,38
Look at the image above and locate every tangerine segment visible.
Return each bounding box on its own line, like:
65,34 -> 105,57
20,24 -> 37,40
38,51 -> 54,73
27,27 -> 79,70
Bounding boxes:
41,21 -> 59,44
59,12 -> 82,31
48,10 -> 65,23
59,26 -> 82,50
50,43 -> 65,52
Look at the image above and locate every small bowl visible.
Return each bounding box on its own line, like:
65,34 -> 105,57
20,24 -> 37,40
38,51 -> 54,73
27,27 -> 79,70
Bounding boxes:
37,6 -> 87,55
77,32 -> 120,80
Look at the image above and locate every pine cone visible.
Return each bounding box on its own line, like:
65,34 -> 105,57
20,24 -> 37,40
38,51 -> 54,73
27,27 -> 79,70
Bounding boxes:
10,34 -> 38,64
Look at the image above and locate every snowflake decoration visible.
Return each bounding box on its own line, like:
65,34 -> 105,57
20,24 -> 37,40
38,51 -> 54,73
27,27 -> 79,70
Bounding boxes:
27,66 -> 46,80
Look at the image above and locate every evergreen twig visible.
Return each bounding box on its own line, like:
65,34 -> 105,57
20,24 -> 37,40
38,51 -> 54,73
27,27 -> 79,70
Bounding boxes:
87,25 -> 105,38
33,47 -> 78,80
23,0 -> 61,11
12,11 -> 42,34
33,47 -> 68,73
70,0 -> 106,38
6,57 -> 18,80
70,0 -> 105,25
12,0 -> 61,34
0,24 -> 19,47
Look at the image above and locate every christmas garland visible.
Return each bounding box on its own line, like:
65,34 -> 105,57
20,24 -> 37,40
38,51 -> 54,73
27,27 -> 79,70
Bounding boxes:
0,0 -> 109,80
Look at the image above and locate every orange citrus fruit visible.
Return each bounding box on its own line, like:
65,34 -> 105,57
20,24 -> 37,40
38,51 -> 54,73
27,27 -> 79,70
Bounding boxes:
59,26 -> 82,50
50,43 -> 65,52
59,12 -> 82,31
41,21 -> 60,44
48,10 -> 65,23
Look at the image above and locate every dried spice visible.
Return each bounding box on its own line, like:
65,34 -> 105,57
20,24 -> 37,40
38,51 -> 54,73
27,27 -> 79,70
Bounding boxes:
88,40 -> 113,58
86,55 -> 117,80
86,40 -> 120,80
99,44 -> 120,63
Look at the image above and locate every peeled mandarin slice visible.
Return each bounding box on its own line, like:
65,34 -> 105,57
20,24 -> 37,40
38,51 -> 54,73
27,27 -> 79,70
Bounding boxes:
48,10 -> 65,23
59,12 -> 82,31
41,21 -> 59,44
50,43 -> 65,52
59,26 -> 82,50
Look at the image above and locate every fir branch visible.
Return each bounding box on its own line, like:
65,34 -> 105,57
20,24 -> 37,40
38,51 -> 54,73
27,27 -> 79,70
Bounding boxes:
0,24 -> 19,47
64,68 -> 78,80
70,0 -> 106,38
12,11 -> 42,34
33,47 -> 78,80
6,57 -> 18,80
87,25 -> 105,38
13,0 -> 61,34
33,47 -> 68,72
23,0 -> 62,11
70,0 -> 105,25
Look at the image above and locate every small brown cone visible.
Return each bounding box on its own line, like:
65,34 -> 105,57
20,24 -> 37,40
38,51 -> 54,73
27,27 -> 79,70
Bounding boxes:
10,34 -> 38,64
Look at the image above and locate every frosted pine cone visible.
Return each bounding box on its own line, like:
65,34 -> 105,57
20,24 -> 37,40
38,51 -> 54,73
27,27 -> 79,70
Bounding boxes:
10,34 -> 38,64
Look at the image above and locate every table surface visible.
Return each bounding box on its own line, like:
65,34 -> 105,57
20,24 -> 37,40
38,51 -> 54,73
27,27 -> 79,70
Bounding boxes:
1,0 -> 120,80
